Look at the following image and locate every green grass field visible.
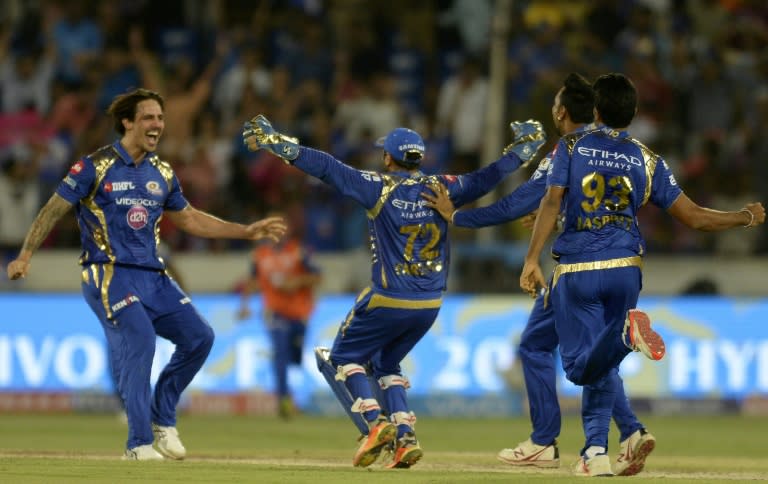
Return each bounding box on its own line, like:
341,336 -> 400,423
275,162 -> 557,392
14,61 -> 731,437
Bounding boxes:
0,413 -> 766,483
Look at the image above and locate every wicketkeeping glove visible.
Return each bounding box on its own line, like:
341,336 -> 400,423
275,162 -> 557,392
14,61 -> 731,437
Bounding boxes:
502,119 -> 547,167
242,114 -> 300,162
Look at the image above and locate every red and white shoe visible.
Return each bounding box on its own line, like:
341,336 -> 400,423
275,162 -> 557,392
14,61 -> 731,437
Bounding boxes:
497,438 -> 559,468
573,453 -> 613,477
615,429 -> 656,476
623,309 -> 666,361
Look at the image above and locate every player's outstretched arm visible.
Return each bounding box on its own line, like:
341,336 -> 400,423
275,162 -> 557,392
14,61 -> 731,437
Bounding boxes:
242,114 -> 380,209
6,193 -> 73,280
520,186 -> 563,297
424,176 -> 545,228
166,206 -> 287,242
447,119 -> 546,207
666,194 -> 765,231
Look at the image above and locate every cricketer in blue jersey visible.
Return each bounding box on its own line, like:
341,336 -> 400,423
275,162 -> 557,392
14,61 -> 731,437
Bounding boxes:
243,114 -> 546,469
520,73 -> 765,476
6,88 -> 287,461
424,73 -> 656,476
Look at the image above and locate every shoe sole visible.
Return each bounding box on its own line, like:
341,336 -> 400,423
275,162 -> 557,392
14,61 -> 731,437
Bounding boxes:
617,437 -> 656,476
353,424 -> 397,467
388,447 -> 424,469
628,310 -> 665,360
155,445 -> 187,460
497,454 -> 560,468
573,456 -> 614,477
123,449 -> 164,461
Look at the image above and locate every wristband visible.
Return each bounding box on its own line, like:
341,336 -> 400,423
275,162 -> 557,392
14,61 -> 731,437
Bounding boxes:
450,210 -> 458,225
740,208 -> 755,228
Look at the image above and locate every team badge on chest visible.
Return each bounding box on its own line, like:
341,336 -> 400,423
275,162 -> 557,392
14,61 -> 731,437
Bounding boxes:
146,180 -> 163,196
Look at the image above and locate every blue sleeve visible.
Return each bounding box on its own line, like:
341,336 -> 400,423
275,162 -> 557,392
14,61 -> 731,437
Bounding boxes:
293,147 -> 381,209
442,152 -> 522,207
547,139 -> 570,188
55,158 -> 95,204
649,157 -> 684,209
164,172 -> 190,211
453,175 -> 546,228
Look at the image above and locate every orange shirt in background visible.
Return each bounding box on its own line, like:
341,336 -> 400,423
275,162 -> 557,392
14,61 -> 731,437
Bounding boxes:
252,239 -> 317,321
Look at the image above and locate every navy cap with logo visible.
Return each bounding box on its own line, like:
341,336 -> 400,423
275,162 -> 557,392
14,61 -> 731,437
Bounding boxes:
375,127 -> 426,166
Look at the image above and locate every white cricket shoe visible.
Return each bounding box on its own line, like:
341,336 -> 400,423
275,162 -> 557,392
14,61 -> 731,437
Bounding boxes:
497,438 -> 559,468
573,453 -> 613,477
122,444 -> 164,461
152,423 -> 187,460
614,428 -> 656,476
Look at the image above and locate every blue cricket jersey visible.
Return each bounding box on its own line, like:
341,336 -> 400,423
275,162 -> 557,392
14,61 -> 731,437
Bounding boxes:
56,141 -> 189,269
293,147 -> 522,297
453,124 -> 599,228
547,126 -> 682,262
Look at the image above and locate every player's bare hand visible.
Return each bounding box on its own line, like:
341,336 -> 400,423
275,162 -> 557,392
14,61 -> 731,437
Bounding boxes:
743,202 -> 765,228
520,260 -> 545,298
421,182 -> 455,222
6,259 -> 30,280
521,210 -> 537,230
245,216 -> 288,242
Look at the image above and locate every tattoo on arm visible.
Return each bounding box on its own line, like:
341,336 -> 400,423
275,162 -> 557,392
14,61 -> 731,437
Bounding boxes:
21,193 -> 72,255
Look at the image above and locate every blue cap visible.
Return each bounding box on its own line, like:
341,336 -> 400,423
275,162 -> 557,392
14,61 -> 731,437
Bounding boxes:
375,127 -> 425,164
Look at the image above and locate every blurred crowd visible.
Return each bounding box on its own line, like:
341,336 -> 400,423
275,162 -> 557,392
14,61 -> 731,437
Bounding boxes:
1,0 -> 767,261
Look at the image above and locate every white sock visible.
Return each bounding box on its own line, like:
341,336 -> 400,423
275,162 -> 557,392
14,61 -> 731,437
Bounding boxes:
585,446 -> 606,459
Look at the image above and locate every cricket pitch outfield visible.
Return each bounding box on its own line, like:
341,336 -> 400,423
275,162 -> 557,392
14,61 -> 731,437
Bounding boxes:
0,413 -> 766,483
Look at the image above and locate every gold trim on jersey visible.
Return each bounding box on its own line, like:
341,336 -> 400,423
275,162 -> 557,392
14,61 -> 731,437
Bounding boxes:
91,264 -> 99,288
381,265 -> 387,289
340,288 -> 372,336
552,256 -> 643,289
147,154 -> 174,263
81,146 -> 119,264
367,175 -> 403,219
154,217 -> 163,254
147,154 -> 175,189
367,293 -> 442,310
357,287 -> 372,302
101,264 -> 115,319
629,138 -> 660,206
340,309 -> 355,337
560,130 -> 593,155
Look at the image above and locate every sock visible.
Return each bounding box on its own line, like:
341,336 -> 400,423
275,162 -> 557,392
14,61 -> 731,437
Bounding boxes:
585,446 -> 606,459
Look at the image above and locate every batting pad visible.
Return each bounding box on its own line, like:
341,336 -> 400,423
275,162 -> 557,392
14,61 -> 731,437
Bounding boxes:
314,346 -> 389,435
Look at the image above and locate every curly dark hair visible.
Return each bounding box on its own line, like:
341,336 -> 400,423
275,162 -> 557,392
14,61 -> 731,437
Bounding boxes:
106,88 -> 165,135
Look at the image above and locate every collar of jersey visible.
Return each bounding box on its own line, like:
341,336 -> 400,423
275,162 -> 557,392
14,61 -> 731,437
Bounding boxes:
599,126 -> 629,139
390,170 -> 423,178
576,122 -> 600,133
112,140 -> 155,166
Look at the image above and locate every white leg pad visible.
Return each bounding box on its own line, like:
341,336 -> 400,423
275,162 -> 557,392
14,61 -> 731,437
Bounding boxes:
350,397 -> 381,414
378,374 -> 411,389
335,363 -> 367,381
391,411 -> 417,428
